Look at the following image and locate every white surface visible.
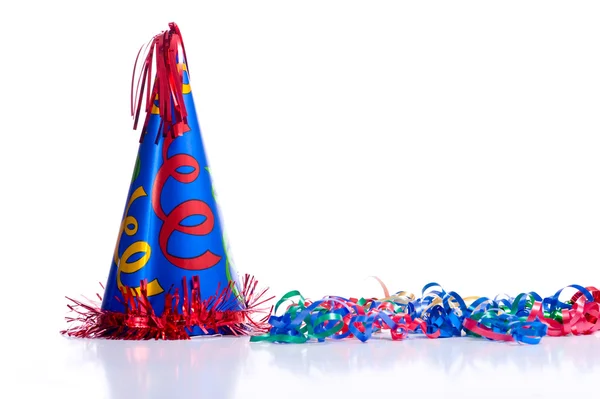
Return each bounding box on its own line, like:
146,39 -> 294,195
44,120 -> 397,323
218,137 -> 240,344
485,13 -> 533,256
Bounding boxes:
7,334 -> 600,399
2,0 -> 600,397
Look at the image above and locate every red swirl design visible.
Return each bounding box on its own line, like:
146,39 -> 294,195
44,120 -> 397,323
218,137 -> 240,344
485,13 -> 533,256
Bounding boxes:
152,135 -> 221,270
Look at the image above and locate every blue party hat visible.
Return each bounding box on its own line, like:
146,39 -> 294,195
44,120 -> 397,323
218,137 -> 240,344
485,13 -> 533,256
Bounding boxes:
62,23 -> 271,340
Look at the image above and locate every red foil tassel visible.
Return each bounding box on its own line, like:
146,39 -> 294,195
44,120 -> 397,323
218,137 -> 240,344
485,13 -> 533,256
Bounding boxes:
61,274 -> 273,340
132,22 -> 191,142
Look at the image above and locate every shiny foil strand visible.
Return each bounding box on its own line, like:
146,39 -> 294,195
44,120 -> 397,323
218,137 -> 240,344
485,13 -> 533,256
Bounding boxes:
250,283 -> 600,345
132,22 -> 190,143
61,274 -> 273,340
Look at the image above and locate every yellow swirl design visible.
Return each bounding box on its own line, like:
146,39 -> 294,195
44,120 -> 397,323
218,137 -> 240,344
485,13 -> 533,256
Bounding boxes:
113,186 -> 163,296
180,62 -> 191,94
151,94 -> 160,115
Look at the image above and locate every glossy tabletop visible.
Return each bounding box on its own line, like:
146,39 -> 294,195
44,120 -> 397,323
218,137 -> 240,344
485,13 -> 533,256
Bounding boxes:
9,332 -> 600,399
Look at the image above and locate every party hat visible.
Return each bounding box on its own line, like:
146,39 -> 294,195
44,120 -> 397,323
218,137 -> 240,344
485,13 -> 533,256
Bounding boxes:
62,23 -> 272,340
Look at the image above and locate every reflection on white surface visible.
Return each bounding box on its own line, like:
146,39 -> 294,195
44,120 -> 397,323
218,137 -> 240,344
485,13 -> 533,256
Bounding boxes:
249,334 -> 600,376
22,333 -> 600,399
85,336 -> 247,399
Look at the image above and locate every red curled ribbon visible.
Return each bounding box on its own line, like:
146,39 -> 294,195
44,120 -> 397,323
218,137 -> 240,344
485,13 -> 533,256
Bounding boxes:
565,286 -> 600,335
131,22 -> 191,142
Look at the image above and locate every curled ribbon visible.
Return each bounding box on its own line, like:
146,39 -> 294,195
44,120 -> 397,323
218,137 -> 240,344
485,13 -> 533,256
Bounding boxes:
250,283 -> 600,345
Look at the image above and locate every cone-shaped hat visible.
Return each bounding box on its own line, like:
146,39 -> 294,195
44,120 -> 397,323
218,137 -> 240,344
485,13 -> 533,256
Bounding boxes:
62,23 -> 271,340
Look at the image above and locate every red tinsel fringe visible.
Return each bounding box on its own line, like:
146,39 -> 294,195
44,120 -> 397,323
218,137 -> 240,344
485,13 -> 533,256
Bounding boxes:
61,274 -> 274,340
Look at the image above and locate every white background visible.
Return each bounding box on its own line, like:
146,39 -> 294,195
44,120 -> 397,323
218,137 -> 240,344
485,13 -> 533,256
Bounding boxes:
2,1 -> 600,398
